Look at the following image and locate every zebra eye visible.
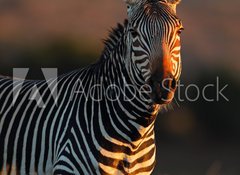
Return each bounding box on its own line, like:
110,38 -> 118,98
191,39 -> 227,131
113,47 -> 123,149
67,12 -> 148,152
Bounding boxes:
177,27 -> 184,35
129,28 -> 139,38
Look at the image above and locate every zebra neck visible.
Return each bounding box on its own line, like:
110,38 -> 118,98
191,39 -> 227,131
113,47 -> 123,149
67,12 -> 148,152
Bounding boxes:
71,68 -> 159,144
98,46 -> 158,116
76,20 -> 161,140
81,58 -> 159,142
96,20 -> 159,122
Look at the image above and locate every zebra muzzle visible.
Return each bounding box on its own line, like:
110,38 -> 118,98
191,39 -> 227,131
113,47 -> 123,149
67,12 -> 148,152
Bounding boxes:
150,77 -> 177,104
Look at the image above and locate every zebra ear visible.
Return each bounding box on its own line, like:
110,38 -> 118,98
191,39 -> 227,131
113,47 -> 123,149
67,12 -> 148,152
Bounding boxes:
124,0 -> 140,13
165,0 -> 181,13
167,0 -> 181,4
124,0 -> 141,5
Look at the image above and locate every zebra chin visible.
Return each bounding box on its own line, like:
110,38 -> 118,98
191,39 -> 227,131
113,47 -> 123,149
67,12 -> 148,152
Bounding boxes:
152,89 -> 175,105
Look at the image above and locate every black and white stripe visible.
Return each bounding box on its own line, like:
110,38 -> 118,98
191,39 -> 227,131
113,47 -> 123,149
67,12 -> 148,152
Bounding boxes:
0,0 -> 183,174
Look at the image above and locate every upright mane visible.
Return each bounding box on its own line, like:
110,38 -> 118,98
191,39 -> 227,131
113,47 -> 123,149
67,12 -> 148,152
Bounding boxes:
100,20 -> 128,61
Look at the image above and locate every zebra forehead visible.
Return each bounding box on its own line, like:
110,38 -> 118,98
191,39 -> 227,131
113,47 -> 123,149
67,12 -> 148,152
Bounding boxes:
144,2 -> 168,14
141,1 -> 179,20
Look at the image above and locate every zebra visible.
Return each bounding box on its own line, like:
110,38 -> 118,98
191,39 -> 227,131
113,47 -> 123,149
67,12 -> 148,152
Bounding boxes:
0,0 -> 184,174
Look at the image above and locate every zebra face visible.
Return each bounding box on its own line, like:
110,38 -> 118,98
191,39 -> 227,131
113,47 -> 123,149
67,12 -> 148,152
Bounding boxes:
125,0 -> 183,104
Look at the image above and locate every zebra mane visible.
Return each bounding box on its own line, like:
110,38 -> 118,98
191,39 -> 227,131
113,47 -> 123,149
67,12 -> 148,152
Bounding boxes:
100,20 -> 128,61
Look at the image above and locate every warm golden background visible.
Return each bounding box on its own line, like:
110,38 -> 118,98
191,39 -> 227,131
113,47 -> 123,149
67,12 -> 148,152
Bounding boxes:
0,0 -> 239,174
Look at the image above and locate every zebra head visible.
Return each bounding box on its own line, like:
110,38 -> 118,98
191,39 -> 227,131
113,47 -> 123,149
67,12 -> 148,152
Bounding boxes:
124,0 -> 184,104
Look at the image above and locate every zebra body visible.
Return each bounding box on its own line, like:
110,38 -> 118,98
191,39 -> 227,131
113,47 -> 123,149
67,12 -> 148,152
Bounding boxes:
0,61 -> 158,175
0,0 -> 183,174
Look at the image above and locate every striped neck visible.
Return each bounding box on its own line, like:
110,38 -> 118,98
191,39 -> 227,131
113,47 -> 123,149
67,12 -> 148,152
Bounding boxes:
92,21 -> 161,130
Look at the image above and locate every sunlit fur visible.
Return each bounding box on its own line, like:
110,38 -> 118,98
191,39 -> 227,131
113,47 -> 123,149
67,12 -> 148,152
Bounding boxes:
0,1 -> 182,175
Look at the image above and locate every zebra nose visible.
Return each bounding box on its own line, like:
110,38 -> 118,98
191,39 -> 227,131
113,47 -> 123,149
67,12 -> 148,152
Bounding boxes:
162,77 -> 177,91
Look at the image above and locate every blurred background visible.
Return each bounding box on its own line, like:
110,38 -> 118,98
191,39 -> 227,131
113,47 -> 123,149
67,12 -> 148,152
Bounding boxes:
0,0 -> 239,174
